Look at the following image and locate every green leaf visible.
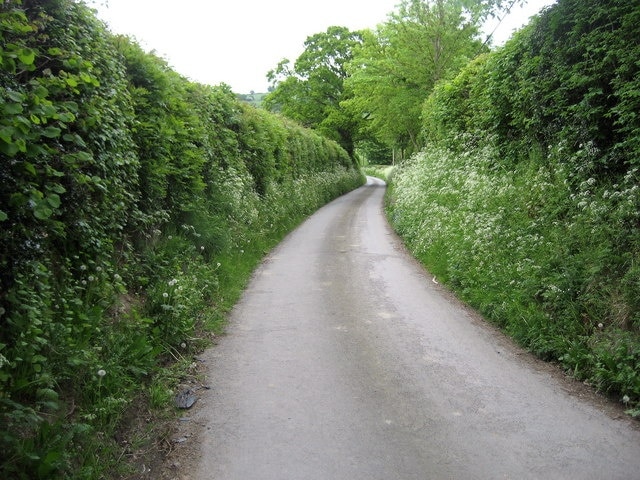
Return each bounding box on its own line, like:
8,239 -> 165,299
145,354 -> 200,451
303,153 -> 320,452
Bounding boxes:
3,102 -> 23,115
76,151 -> 93,162
39,401 -> 60,412
63,101 -> 79,113
57,111 -> 76,123
6,90 -> 24,102
67,357 -> 85,367
26,143 -> 49,157
14,138 -> 26,153
0,141 -> 20,157
0,126 -> 13,143
3,57 -> 16,74
14,115 -> 31,132
63,133 -> 86,147
38,104 -> 56,117
33,85 -> 49,98
46,194 -> 61,209
80,72 -> 93,83
0,211 -> 7,221
34,205 -> 53,220
24,162 -> 37,176
42,126 -> 61,138
10,192 -> 27,208
36,388 -> 59,402
29,189 -> 44,201
49,183 -> 66,194
31,354 -> 46,364
18,48 -> 35,66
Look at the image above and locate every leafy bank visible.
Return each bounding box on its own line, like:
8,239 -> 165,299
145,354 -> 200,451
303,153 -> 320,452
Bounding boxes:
0,0 -> 362,477
388,0 -> 640,413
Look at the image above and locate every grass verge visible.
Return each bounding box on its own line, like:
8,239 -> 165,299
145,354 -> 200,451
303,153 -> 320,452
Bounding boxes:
386,145 -> 640,417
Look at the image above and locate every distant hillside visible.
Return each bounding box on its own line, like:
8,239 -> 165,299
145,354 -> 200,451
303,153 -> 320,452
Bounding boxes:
237,92 -> 268,108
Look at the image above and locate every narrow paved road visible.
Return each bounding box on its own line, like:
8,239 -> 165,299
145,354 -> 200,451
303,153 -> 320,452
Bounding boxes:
193,178 -> 640,479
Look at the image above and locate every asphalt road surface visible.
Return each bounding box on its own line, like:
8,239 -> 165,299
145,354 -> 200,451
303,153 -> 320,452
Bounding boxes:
193,177 -> 640,479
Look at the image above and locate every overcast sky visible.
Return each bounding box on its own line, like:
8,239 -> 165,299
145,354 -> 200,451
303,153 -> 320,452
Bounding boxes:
89,0 -> 557,94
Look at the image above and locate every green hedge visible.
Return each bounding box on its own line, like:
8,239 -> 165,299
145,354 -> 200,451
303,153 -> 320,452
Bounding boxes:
0,1 -> 362,477
423,0 -> 640,176
394,0 -> 640,411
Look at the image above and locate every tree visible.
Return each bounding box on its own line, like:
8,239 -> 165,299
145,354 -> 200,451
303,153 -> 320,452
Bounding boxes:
343,0 -> 513,155
263,26 -> 363,156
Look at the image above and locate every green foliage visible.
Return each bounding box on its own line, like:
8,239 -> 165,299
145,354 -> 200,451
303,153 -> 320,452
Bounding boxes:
0,1 -> 362,477
1,1 -> 140,474
356,139 -> 394,165
344,0 -> 490,154
421,53 -> 493,148
392,0 -> 640,412
264,26 -> 363,156
425,0 -> 640,177
362,164 -> 395,183
115,36 -> 207,221
388,142 -> 640,406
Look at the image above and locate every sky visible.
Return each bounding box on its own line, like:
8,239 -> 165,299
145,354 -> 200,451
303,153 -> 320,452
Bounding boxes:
89,0 -> 557,94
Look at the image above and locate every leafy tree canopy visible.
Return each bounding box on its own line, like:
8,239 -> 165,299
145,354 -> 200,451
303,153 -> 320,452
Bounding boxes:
263,1 -> 525,162
343,0 -> 505,155
263,26 -> 363,156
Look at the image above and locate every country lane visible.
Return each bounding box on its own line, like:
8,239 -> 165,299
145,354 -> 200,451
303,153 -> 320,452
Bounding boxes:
190,177 -> 640,480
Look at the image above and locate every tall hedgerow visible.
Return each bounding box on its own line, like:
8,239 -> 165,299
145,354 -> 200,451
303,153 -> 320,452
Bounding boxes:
423,0 -> 640,176
1,1 -> 140,475
393,0 -> 640,413
0,1 -> 363,477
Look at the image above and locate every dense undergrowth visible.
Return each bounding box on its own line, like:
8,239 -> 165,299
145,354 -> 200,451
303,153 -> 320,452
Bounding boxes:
388,0 -> 640,414
0,1 -> 363,477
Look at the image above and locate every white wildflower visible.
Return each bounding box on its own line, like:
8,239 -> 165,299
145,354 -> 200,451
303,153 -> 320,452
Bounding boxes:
97,369 -> 106,377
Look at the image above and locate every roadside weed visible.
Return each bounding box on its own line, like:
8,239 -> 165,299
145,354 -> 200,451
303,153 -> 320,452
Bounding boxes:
388,143 -> 640,408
